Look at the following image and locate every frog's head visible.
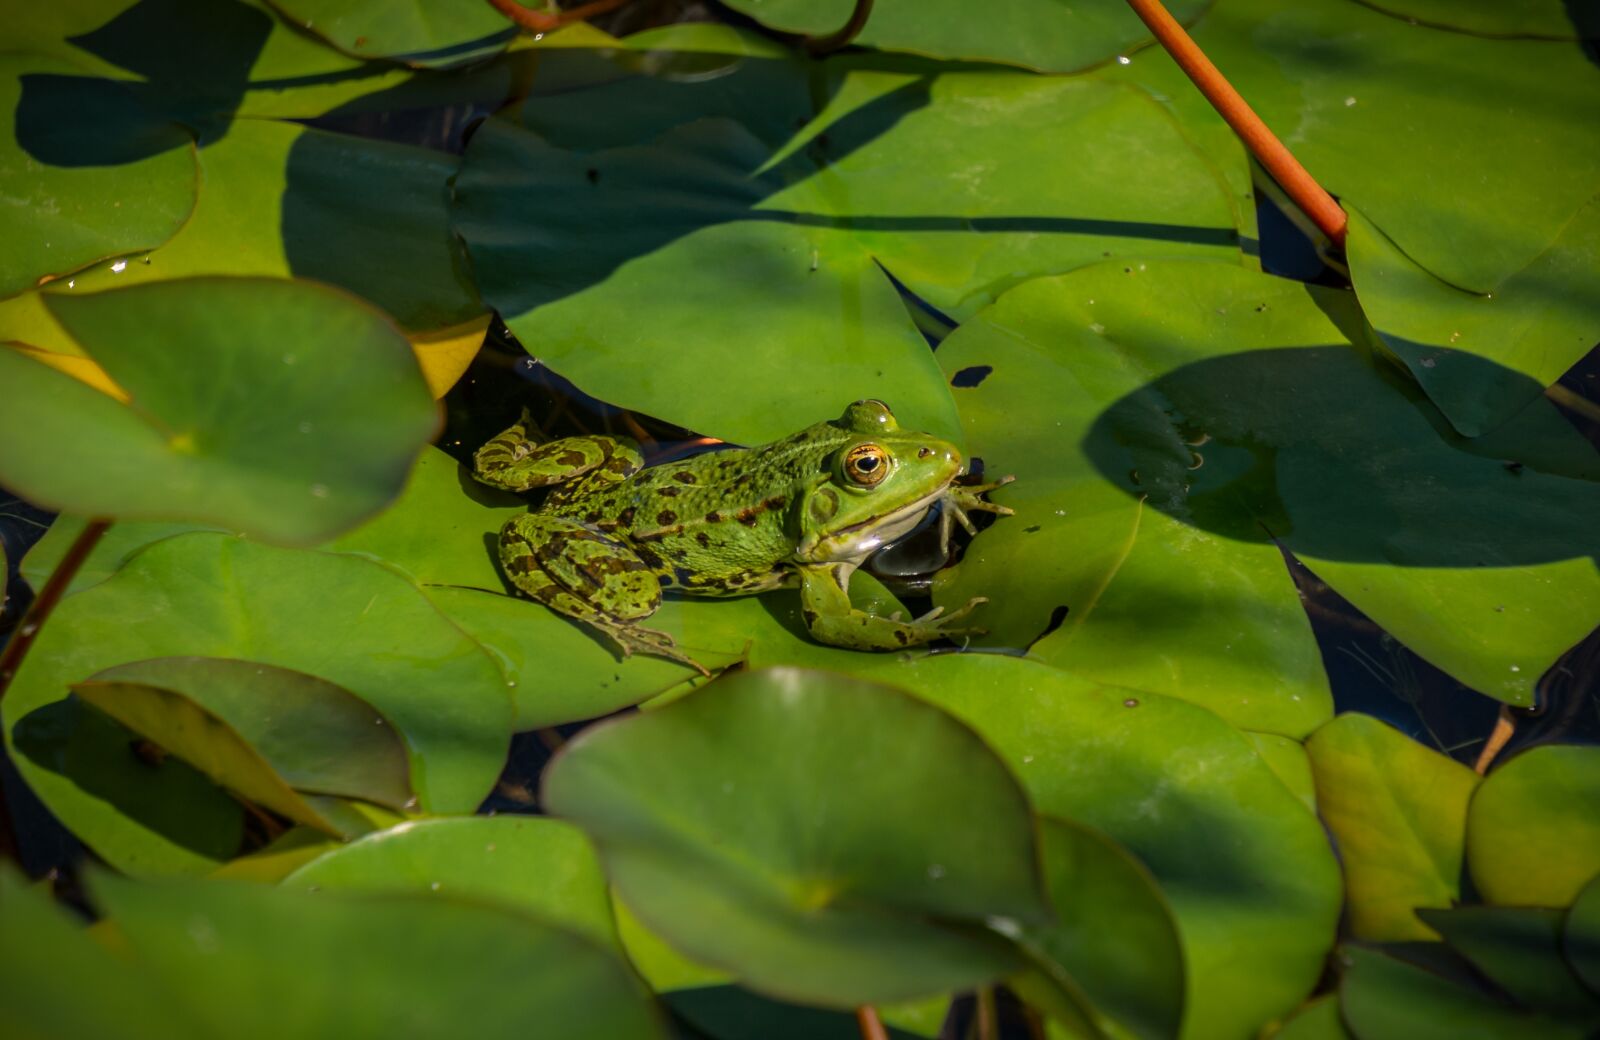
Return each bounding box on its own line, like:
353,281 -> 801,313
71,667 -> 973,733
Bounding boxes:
795,400 -> 963,564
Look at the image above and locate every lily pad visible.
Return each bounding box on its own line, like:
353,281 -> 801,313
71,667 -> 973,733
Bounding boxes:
935,261 -> 1600,716
1306,713 -> 1480,941
453,26 -> 1238,445
269,0 -> 515,66
1566,874 -> 1600,997
1468,745 -> 1600,907
3,533 -> 511,875
716,0 -> 1207,72
286,816 -> 619,952
74,656 -> 411,831
1013,816 -> 1185,1040
1339,945 -> 1582,1040
0,53 -> 195,297
886,653 -> 1341,1040
1353,0 -> 1584,38
0,278 -> 438,546
92,872 -> 667,1039
1348,203 -> 1600,437
543,667 -> 1048,1007
1417,907 -> 1600,1023
1268,996 -> 1351,1040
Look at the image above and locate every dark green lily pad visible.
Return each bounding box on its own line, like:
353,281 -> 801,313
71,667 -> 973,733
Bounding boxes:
269,0 -> 515,66
3,533 -> 511,875
1566,874 -> 1600,997
92,872 -> 667,1039
1418,907 -> 1600,1023
0,53 -> 196,297
716,0 -> 1207,72
286,816 -> 619,952
1339,945 -> 1584,1040
74,656 -> 411,833
1013,816 -> 1185,1040
0,278 -> 438,546
1468,745 -> 1600,907
935,260 -> 1600,716
878,653 -> 1340,1040
1354,0 -> 1584,38
453,25 -> 1238,444
1307,714 -> 1479,941
544,667 -> 1048,1007
1268,996 -> 1351,1040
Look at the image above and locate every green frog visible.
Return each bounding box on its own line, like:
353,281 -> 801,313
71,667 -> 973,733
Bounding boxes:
473,400 -> 1011,672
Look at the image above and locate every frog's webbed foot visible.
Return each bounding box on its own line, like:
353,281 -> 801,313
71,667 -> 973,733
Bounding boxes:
939,475 -> 1015,549
474,410 -> 644,493
598,619 -> 712,677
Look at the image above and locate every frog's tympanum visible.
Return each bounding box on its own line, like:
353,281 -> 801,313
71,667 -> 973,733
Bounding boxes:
473,400 -> 1012,672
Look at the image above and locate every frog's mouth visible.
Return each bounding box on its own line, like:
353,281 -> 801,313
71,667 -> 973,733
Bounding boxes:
797,488 -> 946,565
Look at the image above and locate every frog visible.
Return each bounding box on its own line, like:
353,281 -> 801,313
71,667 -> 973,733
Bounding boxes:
472,399 -> 1012,672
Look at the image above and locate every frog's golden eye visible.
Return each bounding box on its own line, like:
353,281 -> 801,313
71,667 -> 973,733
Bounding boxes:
843,444 -> 890,487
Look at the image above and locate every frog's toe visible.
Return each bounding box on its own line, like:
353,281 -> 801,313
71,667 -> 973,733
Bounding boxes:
608,622 -> 712,677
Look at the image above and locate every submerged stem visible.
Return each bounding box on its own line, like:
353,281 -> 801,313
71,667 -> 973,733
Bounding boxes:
856,1006 -> 889,1040
486,0 -> 634,33
805,0 -> 875,55
0,518 -> 111,704
1121,0 -> 1348,246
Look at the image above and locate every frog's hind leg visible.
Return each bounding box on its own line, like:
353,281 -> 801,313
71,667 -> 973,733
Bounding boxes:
499,513 -> 708,674
474,409 -> 644,492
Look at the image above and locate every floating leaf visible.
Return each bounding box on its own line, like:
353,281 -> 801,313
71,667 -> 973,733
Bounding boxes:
93,872 -> 667,1039
544,667 -> 1047,1007
1468,745 -> 1600,907
0,53 -> 195,297
901,653 -> 1340,1039
1348,203 -> 1600,436
210,828 -> 339,884
1248,732 -> 1317,813
1418,907 -> 1600,1024
1566,874 -> 1600,997
717,0 -> 1207,71
935,261 -> 1600,716
0,278 -> 438,545
269,0 -> 515,67
408,315 -> 490,398
74,656 -> 411,834
1013,817 -> 1185,1040
1353,0 -> 1585,39
286,817 -> 619,952
1339,945 -> 1583,1040
1306,714 -> 1479,941
1268,996 -> 1351,1040
3,533 -> 511,875
453,26 -> 1238,444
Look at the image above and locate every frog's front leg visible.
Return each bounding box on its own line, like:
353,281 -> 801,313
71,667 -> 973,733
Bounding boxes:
500,514 -> 708,675
474,410 -> 643,492
797,563 -> 988,650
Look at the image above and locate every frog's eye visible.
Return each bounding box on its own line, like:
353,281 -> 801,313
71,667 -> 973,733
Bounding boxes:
843,443 -> 890,487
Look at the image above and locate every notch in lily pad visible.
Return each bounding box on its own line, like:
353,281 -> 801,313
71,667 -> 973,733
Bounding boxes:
72,656 -> 413,839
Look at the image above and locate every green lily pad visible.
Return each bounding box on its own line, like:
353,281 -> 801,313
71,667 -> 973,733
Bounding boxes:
92,872 -> 667,1039
1348,203 -> 1600,437
1468,745 -> 1600,907
1013,817 -> 1185,1040
1339,944 -> 1585,1040
0,53 -> 196,298
1268,996 -> 1351,1040
269,0 -> 515,66
0,278 -> 438,546
1418,907 -> 1600,1023
453,26 -> 1238,445
1248,732 -> 1317,813
0,119 -> 481,345
0,866 -> 209,1039
716,0 -> 1207,72
286,816 -> 619,952
74,656 -> 411,828
544,667 -> 1047,1007
1353,0 -> 1584,38
935,260 -> 1600,716
1306,714 -> 1480,941
210,827 -> 341,883
1566,874 -> 1600,996
890,653 -> 1340,1040
3,533 -> 511,875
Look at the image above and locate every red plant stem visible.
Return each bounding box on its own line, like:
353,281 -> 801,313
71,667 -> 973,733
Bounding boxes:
1122,0 -> 1348,246
976,986 -> 999,1040
856,1006 -> 889,1040
806,0 -> 875,54
1474,706 -> 1516,775
486,0 -> 633,33
0,519 -> 111,704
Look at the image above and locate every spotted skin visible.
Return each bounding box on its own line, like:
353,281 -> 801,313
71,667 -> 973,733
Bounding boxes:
473,400 -> 1012,670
